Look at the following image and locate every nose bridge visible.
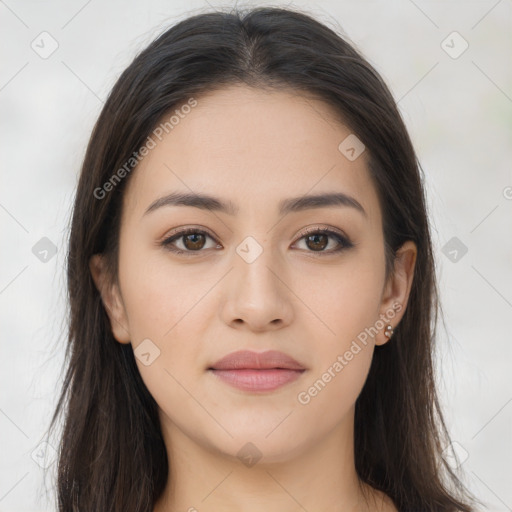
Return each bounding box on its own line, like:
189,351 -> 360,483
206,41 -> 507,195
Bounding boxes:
221,233 -> 293,330
235,233 -> 281,301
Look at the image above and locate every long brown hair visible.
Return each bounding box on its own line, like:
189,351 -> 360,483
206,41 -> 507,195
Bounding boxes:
46,6 -> 482,511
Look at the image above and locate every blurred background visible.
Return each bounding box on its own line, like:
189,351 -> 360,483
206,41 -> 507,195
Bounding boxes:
1,0 -> 511,510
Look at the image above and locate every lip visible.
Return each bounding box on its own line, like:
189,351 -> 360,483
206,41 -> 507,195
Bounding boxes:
208,350 -> 306,392
209,350 -> 305,371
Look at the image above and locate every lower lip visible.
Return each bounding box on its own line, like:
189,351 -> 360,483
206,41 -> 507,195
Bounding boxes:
209,369 -> 305,392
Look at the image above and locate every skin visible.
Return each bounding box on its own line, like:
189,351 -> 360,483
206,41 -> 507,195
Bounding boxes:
90,84 -> 416,512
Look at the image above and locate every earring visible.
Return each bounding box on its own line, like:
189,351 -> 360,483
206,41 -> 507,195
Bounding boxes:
384,324 -> 394,339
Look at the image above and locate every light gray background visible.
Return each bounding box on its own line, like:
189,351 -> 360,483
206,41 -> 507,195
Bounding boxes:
1,1 -> 511,511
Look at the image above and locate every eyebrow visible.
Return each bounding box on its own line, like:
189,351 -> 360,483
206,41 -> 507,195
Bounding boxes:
143,191 -> 367,218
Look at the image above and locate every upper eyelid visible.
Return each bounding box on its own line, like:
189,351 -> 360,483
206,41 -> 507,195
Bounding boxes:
163,225 -> 347,239
163,226 -> 217,243
299,225 -> 348,239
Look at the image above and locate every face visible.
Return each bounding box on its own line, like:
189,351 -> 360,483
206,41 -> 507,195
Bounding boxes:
91,84 -> 416,465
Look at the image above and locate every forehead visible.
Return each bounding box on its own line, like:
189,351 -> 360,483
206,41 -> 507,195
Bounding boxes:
122,85 -> 381,224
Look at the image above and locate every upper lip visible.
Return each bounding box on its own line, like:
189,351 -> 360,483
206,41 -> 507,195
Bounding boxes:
209,350 -> 305,371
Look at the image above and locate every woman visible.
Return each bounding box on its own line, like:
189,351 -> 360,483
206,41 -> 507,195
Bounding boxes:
47,6 -> 481,511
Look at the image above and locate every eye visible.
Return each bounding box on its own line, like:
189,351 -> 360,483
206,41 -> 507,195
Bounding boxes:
161,227 -> 220,255
293,226 -> 353,254
160,225 -> 354,257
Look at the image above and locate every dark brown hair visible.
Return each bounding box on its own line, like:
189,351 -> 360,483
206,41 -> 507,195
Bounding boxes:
46,6 -> 482,511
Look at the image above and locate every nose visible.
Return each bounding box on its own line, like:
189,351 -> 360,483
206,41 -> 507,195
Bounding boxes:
219,242 -> 294,332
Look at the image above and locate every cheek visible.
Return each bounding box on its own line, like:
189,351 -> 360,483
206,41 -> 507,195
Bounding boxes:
293,339 -> 373,442
288,253 -> 383,416
117,239 -> 214,342
290,253 -> 385,346
115,241 -> 211,409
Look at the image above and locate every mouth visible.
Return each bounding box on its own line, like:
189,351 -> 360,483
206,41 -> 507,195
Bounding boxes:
208,350 -> 306,392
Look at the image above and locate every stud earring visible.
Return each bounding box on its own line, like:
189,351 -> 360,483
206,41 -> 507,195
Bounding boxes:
384,324 -> 394,339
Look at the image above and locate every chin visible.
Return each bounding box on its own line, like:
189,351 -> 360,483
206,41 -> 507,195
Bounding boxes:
206,425 -> 312,466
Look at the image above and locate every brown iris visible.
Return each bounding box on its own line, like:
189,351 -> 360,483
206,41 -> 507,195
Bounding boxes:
305,233 -> 328,251
182,233 -> 206,250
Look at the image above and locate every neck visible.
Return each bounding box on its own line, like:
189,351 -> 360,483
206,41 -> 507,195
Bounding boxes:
153,405 -> 393,512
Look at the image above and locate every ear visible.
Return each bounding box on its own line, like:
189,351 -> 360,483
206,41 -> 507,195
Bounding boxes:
376,240 -> 417,346
89,254 -> 131,344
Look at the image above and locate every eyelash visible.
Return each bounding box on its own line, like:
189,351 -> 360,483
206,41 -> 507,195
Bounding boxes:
160,226 -> 354,257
